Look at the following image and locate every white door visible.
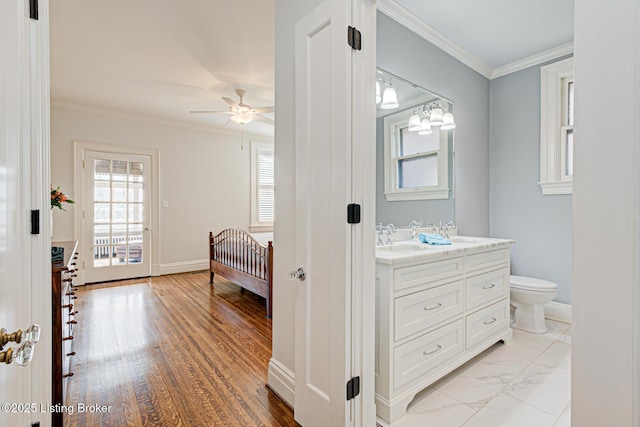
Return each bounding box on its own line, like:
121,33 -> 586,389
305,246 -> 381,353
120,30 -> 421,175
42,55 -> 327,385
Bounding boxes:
293,1 -> 357,425
83,151 -> 151,283
1,0 -> 51,425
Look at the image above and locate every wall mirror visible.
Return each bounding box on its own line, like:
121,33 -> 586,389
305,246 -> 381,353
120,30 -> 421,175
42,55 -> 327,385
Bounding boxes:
376,68 -> 455,226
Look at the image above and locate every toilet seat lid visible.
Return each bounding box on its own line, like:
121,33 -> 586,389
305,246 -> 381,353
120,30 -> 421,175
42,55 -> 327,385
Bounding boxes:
510,275 -> 558,291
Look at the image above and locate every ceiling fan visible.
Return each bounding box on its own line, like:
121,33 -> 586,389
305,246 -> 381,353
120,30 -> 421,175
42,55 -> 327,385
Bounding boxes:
190,89 -> 274,125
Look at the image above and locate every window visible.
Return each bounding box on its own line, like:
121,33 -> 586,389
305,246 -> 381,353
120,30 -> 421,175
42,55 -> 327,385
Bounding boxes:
384,109 -> 450,201
540,57 -> 574,195
250,141 -> 274,231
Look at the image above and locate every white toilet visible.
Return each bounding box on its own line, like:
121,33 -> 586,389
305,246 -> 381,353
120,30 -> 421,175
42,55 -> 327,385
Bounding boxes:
509,275 -> 558,334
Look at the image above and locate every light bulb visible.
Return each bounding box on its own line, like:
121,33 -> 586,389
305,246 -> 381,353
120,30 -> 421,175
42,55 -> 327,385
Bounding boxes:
407,114 -> 422,131
430,108 -> 444,126
441,112 -> 456,130
230,114 -> 253,124
418,118 -> 432,135
381,87 -> 399,109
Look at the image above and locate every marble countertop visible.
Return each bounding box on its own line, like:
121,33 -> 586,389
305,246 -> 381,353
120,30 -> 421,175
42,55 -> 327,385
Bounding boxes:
375,236 -> 515,265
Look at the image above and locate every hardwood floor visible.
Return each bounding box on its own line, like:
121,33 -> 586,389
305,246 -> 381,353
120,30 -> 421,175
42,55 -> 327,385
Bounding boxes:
65,271 -> 297,427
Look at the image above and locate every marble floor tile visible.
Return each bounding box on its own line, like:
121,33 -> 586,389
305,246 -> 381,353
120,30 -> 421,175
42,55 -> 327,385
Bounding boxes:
378,389 -> 477,427
462,394 -> 557,427
437,360 -> 517,408
554,403 -> 571,427
535,341 -> 571,369
503,363 -> 571,416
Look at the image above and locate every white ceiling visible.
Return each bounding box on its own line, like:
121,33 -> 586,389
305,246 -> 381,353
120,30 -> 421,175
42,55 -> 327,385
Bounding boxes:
50,0 -> 276,137
392,0 -> 574,69
50,1 -> 573,137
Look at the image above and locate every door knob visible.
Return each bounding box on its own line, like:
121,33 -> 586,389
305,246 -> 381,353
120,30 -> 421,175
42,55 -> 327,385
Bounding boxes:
290,267 -> 306,281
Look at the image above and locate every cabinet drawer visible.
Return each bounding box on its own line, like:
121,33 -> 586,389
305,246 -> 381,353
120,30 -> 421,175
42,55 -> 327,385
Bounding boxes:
394,257 -> 464,292
466,267 -> 510,310
395,280 -> 464,341
394,319 -> 464,390
466,299 -> 510,349
466,248 -> 509,272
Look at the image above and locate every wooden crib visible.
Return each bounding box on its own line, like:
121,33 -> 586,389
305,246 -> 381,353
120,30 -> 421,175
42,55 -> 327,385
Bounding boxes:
209,228 -> 273,318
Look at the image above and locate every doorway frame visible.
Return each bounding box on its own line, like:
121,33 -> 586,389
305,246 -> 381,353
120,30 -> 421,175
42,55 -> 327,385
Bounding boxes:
73,140 -> 160,284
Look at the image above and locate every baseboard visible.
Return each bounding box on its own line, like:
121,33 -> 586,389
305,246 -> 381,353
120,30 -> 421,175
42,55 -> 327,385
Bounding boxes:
159,259 -> 208,276
267,358 -> 295,407
545,301 -> 572,324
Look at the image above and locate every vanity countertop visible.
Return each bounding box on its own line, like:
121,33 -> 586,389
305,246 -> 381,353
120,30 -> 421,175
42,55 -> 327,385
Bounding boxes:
375,236 -> 515,265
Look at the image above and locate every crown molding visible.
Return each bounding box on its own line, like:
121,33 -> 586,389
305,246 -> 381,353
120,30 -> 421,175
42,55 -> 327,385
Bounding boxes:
491,42 -> 574,79
377,0 -> 493,79
378,0 -> 574,80
50,99 -> 274,140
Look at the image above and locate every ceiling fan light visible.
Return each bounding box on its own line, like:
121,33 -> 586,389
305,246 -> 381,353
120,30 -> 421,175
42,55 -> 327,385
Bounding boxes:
230,114 -> 253,124
407,114 -> 422,131
429,108 -> 444,126
441,112 -> 456,130
376,81 -> 381,104
381,87 -> 399,109
418,118 -> 432,135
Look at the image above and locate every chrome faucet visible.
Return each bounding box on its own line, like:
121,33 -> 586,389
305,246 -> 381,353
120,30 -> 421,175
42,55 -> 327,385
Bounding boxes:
385,223 -> 397,245
408,220 -> 423,241
376,223 -> 397,245
444,221 -> 456,238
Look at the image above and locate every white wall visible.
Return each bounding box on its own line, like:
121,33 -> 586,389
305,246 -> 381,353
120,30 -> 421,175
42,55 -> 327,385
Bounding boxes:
572,0 -> 640,424
51,105 -> 271,271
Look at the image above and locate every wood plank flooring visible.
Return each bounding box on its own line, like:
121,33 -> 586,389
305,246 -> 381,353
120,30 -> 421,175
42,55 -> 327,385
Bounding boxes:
64,271 -> 297,427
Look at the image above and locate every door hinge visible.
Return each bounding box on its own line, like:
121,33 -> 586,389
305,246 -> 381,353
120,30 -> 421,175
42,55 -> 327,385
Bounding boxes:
346,376 -> 360,400
30,209 -> 40,235
347,203 -> 361,224
347,26 -> 361,51
29,0 -> 38,20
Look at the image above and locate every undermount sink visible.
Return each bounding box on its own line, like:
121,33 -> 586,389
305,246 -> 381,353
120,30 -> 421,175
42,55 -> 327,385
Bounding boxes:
376,242 -> 434,253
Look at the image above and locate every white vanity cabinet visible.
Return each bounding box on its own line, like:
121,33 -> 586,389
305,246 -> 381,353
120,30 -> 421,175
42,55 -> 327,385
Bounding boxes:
375,239 -> 513,423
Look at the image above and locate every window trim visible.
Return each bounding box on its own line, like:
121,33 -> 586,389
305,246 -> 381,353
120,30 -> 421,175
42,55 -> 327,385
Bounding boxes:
383,110 -> 449,201
250,141 -> 274,232
540,57 -> 574,195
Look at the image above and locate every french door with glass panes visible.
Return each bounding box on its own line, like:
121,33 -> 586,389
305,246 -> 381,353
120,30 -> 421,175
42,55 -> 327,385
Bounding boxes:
83,151 -> 151,283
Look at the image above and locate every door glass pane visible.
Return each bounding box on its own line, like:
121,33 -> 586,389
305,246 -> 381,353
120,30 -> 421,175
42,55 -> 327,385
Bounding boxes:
112,182 -> 127,202
93,245 -> 112,267
128,204 -> 143,223
128,182 -> 143,203
129,162 -> 144,182
567,81 -> 574,126
94,203 -> 110,223
112,224 -> 127,245
112,203 -> 127,223
94,159 -> 110,180
128,224 -> 143,243
112,160 -> 127,181
94,181 -> 110,202
398,154 -> 438,188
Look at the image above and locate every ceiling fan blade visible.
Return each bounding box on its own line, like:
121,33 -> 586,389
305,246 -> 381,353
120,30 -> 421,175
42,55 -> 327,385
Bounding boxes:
189,110 -> 233,114
250,106 -> 275,114
222,97 -> 240,109
253,115 -> 275,125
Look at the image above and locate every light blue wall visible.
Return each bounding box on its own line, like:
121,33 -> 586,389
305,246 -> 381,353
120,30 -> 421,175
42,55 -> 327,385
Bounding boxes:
489,61 -> 573,304
376,13 -> 491,236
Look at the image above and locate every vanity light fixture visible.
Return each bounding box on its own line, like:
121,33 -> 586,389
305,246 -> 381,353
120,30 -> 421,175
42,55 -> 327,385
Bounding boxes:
408,100 -> 455,133
380,79 -> 399,109
376,80 -> 382,104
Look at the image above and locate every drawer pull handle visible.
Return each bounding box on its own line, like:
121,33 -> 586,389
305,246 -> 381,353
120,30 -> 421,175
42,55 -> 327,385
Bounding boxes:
423,345 -> 442,356
66,351 -> 76,356
66,320 -> 77,325
63,335 -> 73,341
424,302 -> 443,311
482,283 -> 496,290
484,317 -> 497,325
63,372 -> 74,378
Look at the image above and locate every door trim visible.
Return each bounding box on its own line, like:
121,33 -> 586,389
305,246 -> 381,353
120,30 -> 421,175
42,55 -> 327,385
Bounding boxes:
73,140 -> 160,284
